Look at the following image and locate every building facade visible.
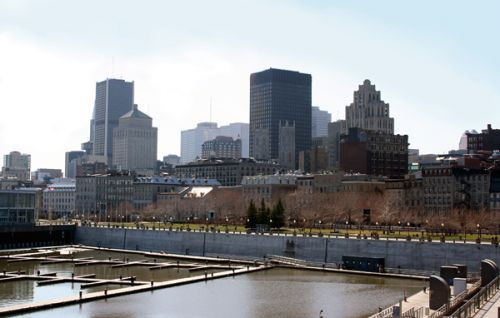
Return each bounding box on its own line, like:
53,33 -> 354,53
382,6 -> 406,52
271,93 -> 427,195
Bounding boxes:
180,122 -> 249,164
312,106 -> 331,138
327,120 -> 347,169
2,151 -> 31,181
345,80 -> 394,134
422,165 -> 490,211
43,182 -> 75,219
340,128 -> 408,178
75,172 -> 134,215
31,169 -> 63,184
175,158 -> 280,186
112,104 -> 158,175
134,176 -> 220,210
249,68 -> 312,168
467,124 -> 500,153
65,151 -> 85,178
0,189 -> 40,225
90,78 -> 135,164
278,121 -> 296,169
201,136 -> 242,159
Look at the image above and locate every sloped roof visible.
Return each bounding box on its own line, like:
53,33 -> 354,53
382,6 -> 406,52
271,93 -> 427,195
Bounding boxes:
120,104 -> 151,120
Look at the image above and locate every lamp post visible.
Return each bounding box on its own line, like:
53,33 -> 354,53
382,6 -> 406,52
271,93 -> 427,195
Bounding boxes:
293,219 -> 297,235
441,223 -> 445,238
319,220 -> 322,235
407,222 -> 411,238
477,224 -> 481,240
269,218 -> 273,234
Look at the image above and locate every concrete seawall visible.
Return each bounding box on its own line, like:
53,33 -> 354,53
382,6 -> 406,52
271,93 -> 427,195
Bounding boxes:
75,226 -> 500,272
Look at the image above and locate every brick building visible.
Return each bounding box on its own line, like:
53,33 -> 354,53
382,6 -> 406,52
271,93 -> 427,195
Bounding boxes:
340,128 -> 408,178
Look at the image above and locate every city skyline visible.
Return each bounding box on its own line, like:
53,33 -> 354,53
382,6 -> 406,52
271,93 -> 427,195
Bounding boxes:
1,0 -> 499,171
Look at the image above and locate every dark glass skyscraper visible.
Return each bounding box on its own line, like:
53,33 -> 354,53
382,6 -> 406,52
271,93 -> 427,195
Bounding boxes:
91,79 -> 134,164
249,68 -> 311,168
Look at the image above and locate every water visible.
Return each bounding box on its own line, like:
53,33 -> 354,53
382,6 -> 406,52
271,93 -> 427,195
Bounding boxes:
12,268 -> 423,318
0,249 -> 223,282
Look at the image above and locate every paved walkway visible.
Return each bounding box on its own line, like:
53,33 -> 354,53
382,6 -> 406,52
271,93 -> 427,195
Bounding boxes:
474,289 -> 500,318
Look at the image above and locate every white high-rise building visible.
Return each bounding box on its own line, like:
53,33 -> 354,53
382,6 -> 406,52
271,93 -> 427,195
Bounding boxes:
180,122 -> 249,163
312,106 -> 332,138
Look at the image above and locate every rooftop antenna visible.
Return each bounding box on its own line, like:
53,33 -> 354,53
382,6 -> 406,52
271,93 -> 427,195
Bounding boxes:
111,56 -> 115,77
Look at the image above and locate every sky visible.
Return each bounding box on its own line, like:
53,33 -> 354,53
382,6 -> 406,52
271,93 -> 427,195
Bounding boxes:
0,0 -> 499,171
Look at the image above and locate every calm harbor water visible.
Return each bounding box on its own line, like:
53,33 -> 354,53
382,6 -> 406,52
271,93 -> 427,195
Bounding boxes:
10,268 -> 423,318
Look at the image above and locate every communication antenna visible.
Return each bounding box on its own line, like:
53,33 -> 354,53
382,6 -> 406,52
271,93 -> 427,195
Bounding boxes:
111,56 -> 115,77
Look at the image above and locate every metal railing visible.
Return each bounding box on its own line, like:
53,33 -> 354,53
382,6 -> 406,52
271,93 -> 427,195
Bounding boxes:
402,306 -> 424,318
446,276 -> 499,318
368,306 -> 394,318
428,289 -> 469,318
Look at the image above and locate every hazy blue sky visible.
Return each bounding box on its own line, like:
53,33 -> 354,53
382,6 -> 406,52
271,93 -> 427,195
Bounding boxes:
0,0 -> 499,171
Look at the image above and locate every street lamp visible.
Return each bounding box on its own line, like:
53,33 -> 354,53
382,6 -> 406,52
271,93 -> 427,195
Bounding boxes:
477,224 -> 481,239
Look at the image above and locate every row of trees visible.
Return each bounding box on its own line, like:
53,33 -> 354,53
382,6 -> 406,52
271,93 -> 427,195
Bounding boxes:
91,186 -> 499,233
245,199 -> 285,229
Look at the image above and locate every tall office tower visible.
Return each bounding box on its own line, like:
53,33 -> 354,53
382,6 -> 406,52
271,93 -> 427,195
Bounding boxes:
345,80 -> 394,134
112,104 -> 158,176
91,78 -> 134,164
311,106 -> 331,138
249,68 -> 312,168
1,151 -> 31,181
65,151 -> 85,178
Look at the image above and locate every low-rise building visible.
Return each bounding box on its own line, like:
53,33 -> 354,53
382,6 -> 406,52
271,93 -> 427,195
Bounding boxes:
467,124 -> 500,153
75,171 -> 134,215
202,136 -> 242,159
384,174 -> 424,211
340,128 -> 408,178
133,176 -> 220,210
31,168 -> 63,184
488,165 -> 500,211
0,188 -> 41,225
242,174 -> 297,201
422,165 -> 490,211
43,181 -> 75,219
175,158 -> 280,186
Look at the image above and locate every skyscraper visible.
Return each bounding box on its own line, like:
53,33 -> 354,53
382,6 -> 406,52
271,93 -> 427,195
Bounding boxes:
91,79 -> 134,164
112,104 -> 158,175
311,106 -> 331,138
249,68 -> 312,168
345,80 -> 394,134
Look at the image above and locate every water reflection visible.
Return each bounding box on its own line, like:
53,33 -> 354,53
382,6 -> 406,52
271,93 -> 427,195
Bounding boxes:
14,268 -> 423,318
